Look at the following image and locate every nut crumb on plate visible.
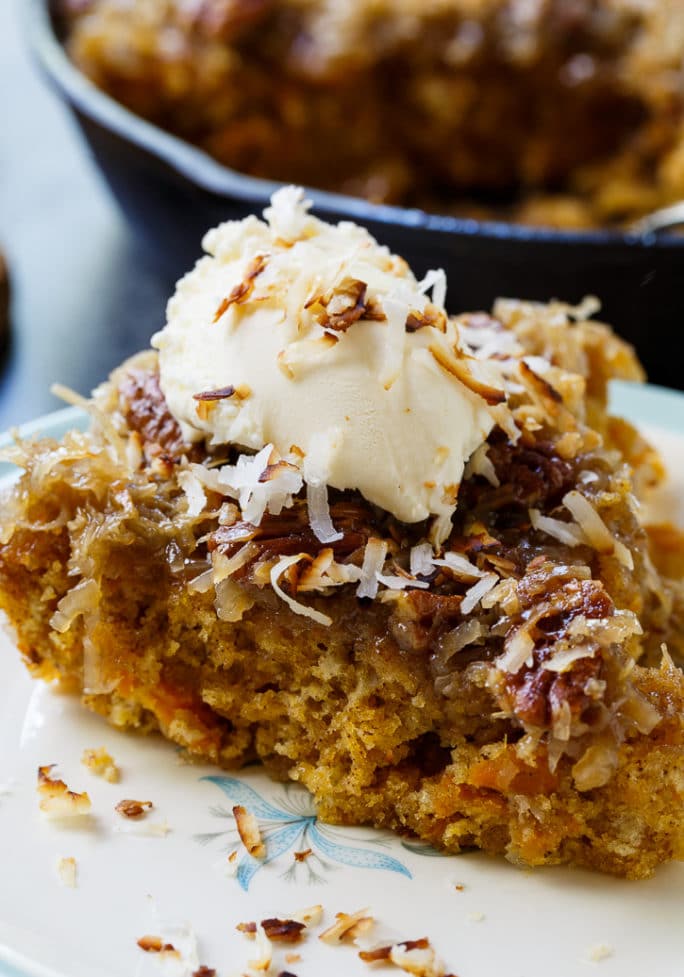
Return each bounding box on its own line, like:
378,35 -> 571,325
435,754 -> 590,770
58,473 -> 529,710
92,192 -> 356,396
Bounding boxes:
115,798 -> 153,818
81,747 -> 119,782
55,856 -> 77,888
588,944 -> 614,962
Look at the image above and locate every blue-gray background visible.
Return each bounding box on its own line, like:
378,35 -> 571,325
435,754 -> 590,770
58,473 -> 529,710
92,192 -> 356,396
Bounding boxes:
0,0 -> 171,430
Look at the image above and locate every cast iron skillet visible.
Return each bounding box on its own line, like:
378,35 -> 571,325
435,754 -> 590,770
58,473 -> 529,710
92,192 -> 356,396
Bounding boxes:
24,0 -> 684,389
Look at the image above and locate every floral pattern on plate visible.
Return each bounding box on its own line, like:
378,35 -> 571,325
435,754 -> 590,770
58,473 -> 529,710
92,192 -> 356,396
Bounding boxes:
196,775 -> 412,890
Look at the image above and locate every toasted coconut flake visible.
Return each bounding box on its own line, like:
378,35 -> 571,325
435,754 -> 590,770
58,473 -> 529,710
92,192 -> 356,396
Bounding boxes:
356,539 -> 388,600
359,944 -> 392,962
433,551 -> 486,580
212,542 -> 259,583
436,620 -> 483,667
543,646 -> 596,673
418,268 -> 447,309
410,542 -> 436,578
460,572 -> 499,615
115,798 -> 153,819
319,908 -> 374,945
306,480 -> 343,544
214,577 -> 256,622
498,627 -> 536,674
572,742 -> 619,791
56,856 -> 77,888
270,554 -> 333,626
291,905 -> 324,927
248,924 -> 273,972
37,765 -> 92,819
261,918 -> 306,943
178,469 -> 208,518
225,849 -> 239,877
188,565 -> 214,594
81,747 -> 119,783
50,578 -> 99,634
429,342 -> 505,405
233,804 -> 266,858
193,385 -> 236,401
529,508 -> 586,547
567,610 -> 642,643
465,443 -> 500,487
377,569 -> 429,591
390,939 -> 447,977
563,491 -> 634,568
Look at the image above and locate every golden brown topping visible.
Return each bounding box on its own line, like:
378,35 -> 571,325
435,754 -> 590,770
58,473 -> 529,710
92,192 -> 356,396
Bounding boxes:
37,765 -> 92,818
192,968 -> 217,977
406,304 -> 447,333
233,804 -> 266,858
81,747 -> 119,783
319,908 -> 375,945
428,343 -> 506,405
294,848 -> 312,862
136,935 -> 178,955
193,385 -> 236,401
236,921 -> 257,936
119,368 -> 188,460
261,918 -> 306,943
115,798 -> 153,819
215,253 -> 269,318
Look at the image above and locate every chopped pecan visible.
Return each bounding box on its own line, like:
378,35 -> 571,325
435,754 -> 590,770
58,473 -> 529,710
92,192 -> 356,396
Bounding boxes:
115,798 -> 153,818
261,918 -> 306,943
119,369 -> 189,460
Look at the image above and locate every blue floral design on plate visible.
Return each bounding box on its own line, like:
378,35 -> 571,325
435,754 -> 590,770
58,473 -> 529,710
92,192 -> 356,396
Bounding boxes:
196,775 -> 412,891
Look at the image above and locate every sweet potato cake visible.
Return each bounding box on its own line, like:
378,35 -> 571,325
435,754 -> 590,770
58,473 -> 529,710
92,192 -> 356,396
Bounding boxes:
1,189 -> 684,879
57,0 -> 684,228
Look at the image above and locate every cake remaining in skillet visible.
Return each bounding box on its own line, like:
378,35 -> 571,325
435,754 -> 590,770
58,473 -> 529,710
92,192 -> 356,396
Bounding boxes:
1,188 -> 683,879
57,0 -> 684,228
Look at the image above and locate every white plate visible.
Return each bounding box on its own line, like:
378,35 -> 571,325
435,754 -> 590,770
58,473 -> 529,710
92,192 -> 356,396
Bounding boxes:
1,383 -> 684,977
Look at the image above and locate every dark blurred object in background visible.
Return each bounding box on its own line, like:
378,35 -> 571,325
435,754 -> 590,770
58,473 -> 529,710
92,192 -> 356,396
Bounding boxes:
0,253 -> 10,358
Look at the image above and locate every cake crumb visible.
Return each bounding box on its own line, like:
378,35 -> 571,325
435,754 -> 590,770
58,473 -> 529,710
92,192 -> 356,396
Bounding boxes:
81,747 -> 119,783
285,952 -> 302,964
467,911 -> 485,922
588,944 -> 614,962
55,856 -> 77,888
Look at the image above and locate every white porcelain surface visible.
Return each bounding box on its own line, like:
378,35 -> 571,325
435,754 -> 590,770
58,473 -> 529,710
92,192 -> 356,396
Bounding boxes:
1,385 -> 684,977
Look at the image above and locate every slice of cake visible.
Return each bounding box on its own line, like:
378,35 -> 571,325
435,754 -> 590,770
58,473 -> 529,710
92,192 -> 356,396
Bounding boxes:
1,188 -> 683,878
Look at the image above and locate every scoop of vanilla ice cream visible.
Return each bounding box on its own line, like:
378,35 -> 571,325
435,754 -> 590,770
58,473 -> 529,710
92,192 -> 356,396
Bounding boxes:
153,187 -> 502,527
